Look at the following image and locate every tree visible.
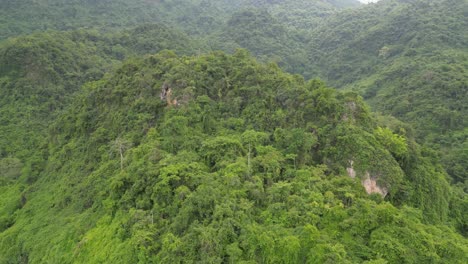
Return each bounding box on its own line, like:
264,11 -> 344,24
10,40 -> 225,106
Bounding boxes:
111,137 -> 132,170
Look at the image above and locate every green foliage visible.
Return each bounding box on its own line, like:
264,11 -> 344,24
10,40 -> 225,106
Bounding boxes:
0,25 -> 195,187
212,9 -> 310,75
375,127 -> 408,160
0,1 -> 466,262
0,0 -> 361,40
303,0 -> 468,183
1,51 -> 465,263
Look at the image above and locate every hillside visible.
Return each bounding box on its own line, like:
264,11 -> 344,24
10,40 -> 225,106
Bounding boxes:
0,0 -> 361,40
1,51 -> 466,263
303,0 -> 468,183
0,24 -> 196,165
203,0 -> 467,184
210,10 -> 310,75
0,0 -> 466,263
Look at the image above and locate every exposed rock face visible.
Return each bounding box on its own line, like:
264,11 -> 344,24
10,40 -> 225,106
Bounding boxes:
346,160 -> 388,197
160,82 -> 170,100
362,172 -> 388,197
346,160 -> 356,179
160,82 -> 178,106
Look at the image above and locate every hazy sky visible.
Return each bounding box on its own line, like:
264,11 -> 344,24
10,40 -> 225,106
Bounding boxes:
359,0 -> 380,3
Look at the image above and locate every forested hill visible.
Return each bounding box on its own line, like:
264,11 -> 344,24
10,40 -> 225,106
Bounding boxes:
0,0 -> 467,263
0,25 -> 197,168
304,0 -> 468,183
1,50 -> 466,263
201,0 -> 467,185
0,0 -> 360,40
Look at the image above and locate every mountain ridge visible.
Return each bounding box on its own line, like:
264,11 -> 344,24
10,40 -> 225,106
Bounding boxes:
0,0 -> 466,262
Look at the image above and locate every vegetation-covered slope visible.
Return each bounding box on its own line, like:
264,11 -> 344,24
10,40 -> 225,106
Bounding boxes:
0,0 -> 466,263
0,24 -> 196,169
0,26 -> 198,253
304,0 -> 468,183
0,31 -> 114,183
197,0 -> 467,185
211,10 -> 310,75
0,0 -> 361,40
1,51 -> 466,263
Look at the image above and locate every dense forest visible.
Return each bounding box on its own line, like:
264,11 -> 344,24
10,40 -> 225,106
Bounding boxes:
0,0 -> 360,40
305,0 -> 468,185
0,0 -> 466,263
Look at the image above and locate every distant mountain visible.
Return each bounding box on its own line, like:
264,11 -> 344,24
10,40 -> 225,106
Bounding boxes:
0,0 -> 361,40
305,0 -> 468,183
